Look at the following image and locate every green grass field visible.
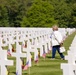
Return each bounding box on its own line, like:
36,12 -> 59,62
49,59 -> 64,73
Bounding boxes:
7,31 -> 76,75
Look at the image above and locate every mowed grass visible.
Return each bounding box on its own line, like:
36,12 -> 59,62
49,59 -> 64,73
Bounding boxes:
7,31 -> 76,75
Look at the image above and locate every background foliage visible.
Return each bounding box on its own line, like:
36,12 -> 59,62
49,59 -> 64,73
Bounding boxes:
0,0 -> 76,27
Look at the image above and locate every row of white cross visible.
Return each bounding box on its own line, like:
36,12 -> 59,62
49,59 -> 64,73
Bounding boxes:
61,34 -> 76,75
0,28 -> 75,75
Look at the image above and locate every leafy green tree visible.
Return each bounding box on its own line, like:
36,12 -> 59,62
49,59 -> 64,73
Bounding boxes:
50,0 -> 73,28
21,0 -> 57,27
0,0 -> 9,27
69,3 -> 76,28
0,0 -> 76,28
6,0 -> 33,27
65,0 -> 76,28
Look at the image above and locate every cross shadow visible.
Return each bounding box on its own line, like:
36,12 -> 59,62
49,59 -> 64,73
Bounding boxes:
46,56 -> 51,58
46,56 -> 61,60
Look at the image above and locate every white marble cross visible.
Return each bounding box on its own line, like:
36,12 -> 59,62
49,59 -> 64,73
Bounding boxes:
61,50 -> 76,75
12,42 -> 27,75
61,63 -> 76,75
61,35 -> 76,75
40,36 -> 48,54
23,39 -> 36,65
65,51 -> 76,64
33,37 -> 43,56
0,50 -> 13,75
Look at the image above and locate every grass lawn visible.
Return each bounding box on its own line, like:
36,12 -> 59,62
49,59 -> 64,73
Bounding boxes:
7,31 -> 76,75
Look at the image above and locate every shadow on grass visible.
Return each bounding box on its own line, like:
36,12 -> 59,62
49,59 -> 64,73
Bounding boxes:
46,56 -> 51,58
10,72 -> 28,75
46,56 -> 61,60
31,71 -> 62,75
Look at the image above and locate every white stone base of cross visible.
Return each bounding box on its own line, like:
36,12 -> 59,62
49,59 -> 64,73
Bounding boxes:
61,63 -> 76,75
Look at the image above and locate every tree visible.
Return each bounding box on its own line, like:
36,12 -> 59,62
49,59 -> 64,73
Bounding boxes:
6,0 -> 33,27
21,0 -> 57,27
0,0 -> 9,27
69,3 -> 76,28
0,0 -> 75,27
50,0 -> 72,28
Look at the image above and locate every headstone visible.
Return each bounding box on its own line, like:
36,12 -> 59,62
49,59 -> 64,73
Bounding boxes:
12,42 -> 27,75
0,50 -> 13,75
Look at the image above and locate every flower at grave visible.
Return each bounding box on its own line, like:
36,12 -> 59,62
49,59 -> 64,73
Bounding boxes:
21,58 -> 25,69
22,65 -> 25,69
24,44 -> 27,48
35,55 -> 39,63
42,50 -> 46,58
12,46 -> 15,52
7,49 -> 11,56
23,61 -> 29,70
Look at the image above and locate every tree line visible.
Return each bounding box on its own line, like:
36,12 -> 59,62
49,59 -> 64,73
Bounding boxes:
0,0 -> 76,28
